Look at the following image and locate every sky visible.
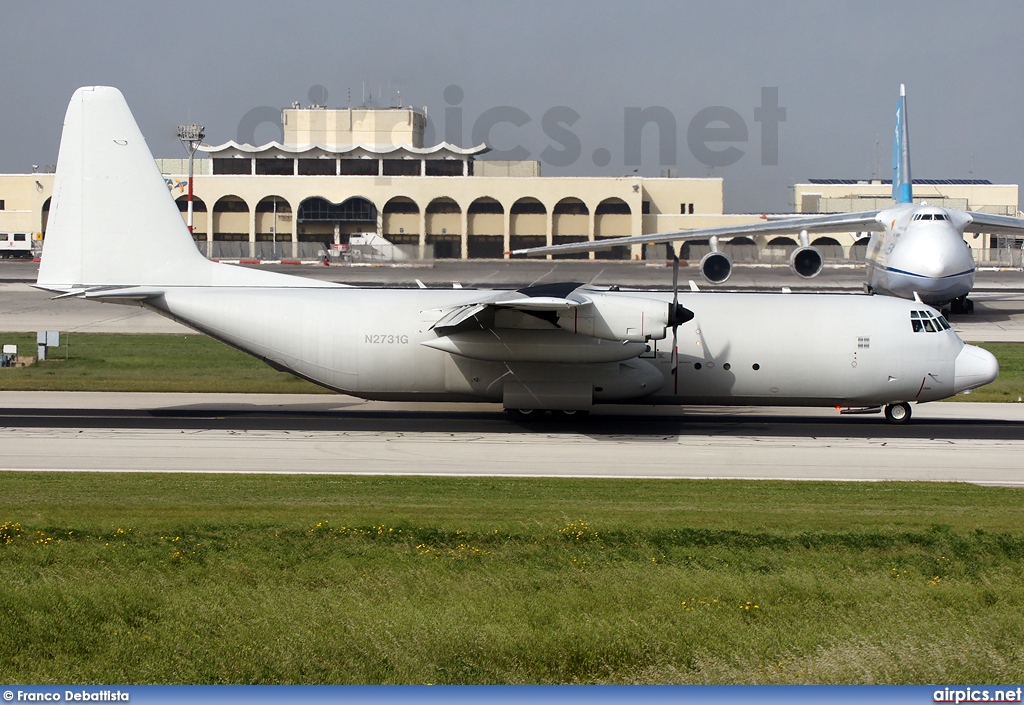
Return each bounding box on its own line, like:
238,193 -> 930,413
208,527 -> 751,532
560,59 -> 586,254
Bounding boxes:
2,0 -> 1022,213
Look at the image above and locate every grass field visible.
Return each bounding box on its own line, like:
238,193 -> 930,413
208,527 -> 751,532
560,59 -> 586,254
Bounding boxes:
1,473 -> 1023,684
0,333 -> 1022,401
0,333 -> 326,394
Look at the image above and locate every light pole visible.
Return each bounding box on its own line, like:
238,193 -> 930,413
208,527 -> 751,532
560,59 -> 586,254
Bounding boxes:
177,123 -> 205,236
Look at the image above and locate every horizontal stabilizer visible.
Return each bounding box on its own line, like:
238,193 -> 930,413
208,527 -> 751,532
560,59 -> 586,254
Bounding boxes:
42,285 -> 163,300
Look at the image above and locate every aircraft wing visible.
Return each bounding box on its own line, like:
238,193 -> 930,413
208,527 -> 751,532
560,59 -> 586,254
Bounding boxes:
962,211 -> 1024,234
422,282 -> 661,364
428,283 -> 586,332
510,210 -> 884,257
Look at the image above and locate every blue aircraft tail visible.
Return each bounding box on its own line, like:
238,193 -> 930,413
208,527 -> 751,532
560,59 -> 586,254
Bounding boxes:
892,84 -> 912,204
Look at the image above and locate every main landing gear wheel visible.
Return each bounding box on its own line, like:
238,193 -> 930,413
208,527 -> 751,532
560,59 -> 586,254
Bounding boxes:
884,402 -> 912,425
551,409 -> 590,422
506,408 -> 544,422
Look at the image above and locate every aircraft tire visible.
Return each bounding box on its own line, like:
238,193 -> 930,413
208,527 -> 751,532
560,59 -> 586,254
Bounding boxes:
505,408 -> 545,422
884,402 -> 912,425
551,409 -> 590,422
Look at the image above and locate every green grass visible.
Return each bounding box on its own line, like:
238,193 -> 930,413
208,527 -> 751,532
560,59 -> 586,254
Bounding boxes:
966,343 -> 1024,401
0,333 -> 326,393
1,474 -> 1023,684
1,333 -> 1022,401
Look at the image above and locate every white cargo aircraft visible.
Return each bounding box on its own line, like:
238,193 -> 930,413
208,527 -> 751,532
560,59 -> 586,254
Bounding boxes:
35,87 -> 999,424
515,85 -> 1024,315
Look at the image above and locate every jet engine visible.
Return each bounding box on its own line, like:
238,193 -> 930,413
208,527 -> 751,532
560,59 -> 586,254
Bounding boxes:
789,246 -> 823,279
700,251 -> 732,284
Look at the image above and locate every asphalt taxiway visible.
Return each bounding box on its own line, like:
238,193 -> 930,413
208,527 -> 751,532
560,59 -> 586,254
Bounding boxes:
1,392 -> 1022,485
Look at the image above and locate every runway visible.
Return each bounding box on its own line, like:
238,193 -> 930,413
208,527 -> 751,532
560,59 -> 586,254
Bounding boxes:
3,262 -> 1023,487
1,392 -> 1022,486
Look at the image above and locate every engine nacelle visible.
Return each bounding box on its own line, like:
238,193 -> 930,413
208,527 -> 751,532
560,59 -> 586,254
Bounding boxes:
557,291 -> 672,343
789,246 -> 823,279
700,251 -> 732,284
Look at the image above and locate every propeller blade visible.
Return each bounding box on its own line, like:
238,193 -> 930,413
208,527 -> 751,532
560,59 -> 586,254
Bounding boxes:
671,246 -> 679,309
671,245 -> 680,393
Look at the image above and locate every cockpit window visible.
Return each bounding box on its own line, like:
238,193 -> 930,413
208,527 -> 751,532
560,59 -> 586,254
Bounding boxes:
910,309 -> 950,333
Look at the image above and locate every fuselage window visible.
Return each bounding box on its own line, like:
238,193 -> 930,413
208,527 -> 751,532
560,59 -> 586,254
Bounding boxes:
922,319 -> 937,332
912,319 -> 924,333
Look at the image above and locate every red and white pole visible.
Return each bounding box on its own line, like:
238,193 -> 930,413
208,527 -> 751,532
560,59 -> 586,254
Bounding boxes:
187,158 -> 195,234
177,123 -> 205,238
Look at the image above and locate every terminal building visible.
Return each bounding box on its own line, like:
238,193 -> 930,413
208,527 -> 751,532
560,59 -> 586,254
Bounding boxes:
1,101 -> 1021,263
157,102 -> 757,261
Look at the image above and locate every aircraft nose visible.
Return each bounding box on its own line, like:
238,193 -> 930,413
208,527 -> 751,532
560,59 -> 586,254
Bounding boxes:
954,345 -> 999,393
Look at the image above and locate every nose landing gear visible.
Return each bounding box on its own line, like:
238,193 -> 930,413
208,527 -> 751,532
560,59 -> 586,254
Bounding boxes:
884,402 -> 912,424
949,296 -> 974,315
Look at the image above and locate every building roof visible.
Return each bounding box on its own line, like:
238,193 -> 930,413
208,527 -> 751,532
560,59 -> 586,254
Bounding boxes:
806,178 -> 993,185
200,140 -> 490,160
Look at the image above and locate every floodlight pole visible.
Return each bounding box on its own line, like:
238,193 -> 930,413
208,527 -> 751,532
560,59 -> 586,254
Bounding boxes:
177,123 -> 205,234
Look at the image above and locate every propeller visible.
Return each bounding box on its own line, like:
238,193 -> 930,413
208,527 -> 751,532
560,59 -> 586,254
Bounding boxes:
671,245 -> 680,392
667,244 -> 694,393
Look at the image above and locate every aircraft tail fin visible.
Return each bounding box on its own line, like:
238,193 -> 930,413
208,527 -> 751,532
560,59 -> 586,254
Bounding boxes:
37,86 -> 218,290
36,87 -> 327,291
892,84 -> 913,204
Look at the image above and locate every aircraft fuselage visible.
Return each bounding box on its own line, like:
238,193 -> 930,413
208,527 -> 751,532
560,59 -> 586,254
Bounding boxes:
865,204 -> 976,306
144,286 -> 986,409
